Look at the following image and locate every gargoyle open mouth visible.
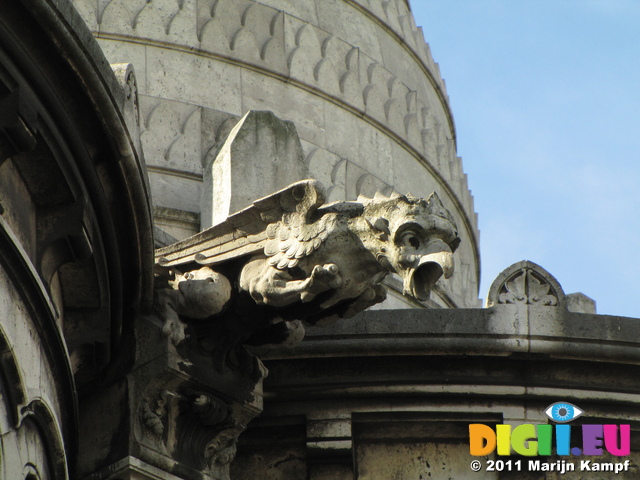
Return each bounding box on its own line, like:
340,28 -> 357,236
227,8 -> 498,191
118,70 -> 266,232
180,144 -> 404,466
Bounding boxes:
404,252 -> 454,301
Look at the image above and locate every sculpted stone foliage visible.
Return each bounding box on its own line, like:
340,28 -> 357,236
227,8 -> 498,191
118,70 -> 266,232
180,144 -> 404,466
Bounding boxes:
138,382 -> 248,480
486,260 -> 565,308
499,270 -> 557,306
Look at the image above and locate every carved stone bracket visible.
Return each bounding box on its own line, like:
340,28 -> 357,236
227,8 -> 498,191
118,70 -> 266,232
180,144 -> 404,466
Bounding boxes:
486,260 -> 565,308
130,313 -> 265,480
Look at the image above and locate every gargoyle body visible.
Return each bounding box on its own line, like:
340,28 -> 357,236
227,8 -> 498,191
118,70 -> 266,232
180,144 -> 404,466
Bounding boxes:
155,180 -> 460,349
239,192 -> 460,323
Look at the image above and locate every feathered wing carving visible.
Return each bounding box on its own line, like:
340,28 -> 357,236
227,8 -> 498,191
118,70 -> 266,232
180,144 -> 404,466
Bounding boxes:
264,215 -> 330,269
155,180 -> 326,269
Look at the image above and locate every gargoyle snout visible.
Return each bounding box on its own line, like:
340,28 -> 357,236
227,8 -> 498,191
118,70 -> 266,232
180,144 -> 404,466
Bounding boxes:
417,250 -> 454,280
404,246 -> 454,302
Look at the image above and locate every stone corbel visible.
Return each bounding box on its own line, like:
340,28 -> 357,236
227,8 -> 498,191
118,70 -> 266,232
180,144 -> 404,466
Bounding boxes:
130,311 -> 265,480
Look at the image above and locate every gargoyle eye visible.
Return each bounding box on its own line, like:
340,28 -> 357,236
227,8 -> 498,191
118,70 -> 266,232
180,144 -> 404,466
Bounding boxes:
401,232 -> 420,249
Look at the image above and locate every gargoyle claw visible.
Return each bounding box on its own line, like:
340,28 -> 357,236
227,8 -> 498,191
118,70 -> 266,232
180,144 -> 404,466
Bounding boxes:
314,263 -> 342,285
300,263 -> 342,302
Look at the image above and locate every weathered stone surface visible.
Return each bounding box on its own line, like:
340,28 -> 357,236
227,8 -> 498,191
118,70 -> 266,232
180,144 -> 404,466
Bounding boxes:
357,441 -> 494,480
159,179 -> 460,340
317,0 -> 383,64
71,0 -> 481,308
154,206 -> 200,244
486,260 -> 565,308
241,69 -> 328,145
140,98 -> 203,174
149,169 -> 202,213
202,111 -> 309,227
302,142 -> 346,201
566,292 -> 597,314
199,0 -> 287,73
146,46 -> 243,115
233,294 -> 640,478
289,303 -> 640,363
97,39 -> 148,94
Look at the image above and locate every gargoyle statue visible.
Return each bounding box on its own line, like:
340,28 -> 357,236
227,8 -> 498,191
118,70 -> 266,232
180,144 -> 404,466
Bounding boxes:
155,180 -> 460,348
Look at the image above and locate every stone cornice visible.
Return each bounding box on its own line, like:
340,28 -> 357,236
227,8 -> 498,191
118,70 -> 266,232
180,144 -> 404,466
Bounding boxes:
267,307 -> 640,365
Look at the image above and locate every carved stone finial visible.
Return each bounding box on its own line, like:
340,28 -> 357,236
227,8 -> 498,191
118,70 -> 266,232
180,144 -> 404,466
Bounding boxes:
201,110 -> 309,228
486,260 -> 565,308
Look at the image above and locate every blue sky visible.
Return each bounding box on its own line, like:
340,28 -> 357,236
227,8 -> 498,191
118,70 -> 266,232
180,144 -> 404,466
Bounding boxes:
411,1 -> 640,317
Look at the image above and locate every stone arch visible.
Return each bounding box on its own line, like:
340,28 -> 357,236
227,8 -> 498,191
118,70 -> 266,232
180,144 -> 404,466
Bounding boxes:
486,260 -> 565,308
0,324 -> 26,428
20,400 -> 68,479
0,325 -> 67,479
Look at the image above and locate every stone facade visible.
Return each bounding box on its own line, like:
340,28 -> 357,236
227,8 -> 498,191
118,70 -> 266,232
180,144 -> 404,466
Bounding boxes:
233,262 -> 640,479
2,1 -> 640,480
0,0 -> 153,477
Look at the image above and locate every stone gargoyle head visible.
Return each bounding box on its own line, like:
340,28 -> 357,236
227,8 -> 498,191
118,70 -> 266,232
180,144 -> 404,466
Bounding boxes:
358,191 -> 461,302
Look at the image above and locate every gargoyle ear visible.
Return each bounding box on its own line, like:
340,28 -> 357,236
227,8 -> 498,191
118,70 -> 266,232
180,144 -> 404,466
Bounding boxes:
368,217 -> 390,237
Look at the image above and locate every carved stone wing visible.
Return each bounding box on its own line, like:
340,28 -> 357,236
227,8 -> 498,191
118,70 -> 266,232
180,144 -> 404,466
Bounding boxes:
264,214 -> 330,270
155,180 -> 326,269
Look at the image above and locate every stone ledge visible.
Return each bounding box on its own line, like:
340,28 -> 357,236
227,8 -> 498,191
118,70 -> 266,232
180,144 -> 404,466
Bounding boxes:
263,306 -> 640,365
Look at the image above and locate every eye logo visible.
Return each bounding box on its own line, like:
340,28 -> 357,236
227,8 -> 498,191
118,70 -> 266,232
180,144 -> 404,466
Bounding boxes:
545,402 -> 583,423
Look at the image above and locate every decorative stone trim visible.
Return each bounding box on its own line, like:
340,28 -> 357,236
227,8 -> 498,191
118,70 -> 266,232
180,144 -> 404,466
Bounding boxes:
485,260 -> 566,308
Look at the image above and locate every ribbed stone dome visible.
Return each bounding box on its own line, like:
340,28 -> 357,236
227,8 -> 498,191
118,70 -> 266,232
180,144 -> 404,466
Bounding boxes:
70,0 -> 480,307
